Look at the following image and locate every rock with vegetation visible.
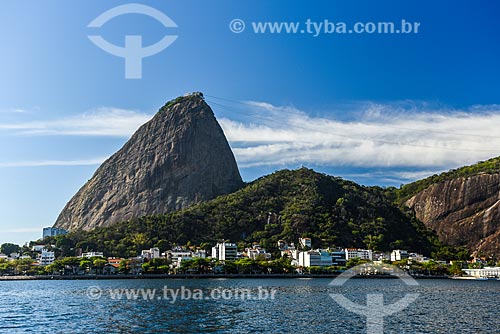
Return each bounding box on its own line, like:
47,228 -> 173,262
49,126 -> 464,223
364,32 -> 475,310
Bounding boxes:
66,168 -> 445,258
401,157 -> 500,259
54,93 -> 244,231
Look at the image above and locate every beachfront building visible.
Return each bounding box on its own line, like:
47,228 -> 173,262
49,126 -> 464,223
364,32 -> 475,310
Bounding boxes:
212,242 -> 237,261
298,250 -> 333,267
80,252 -> 104,258
391,249 -> 409,262
141,247 -> 161,259
39,250 -> 55,266
330,249 -> 347,266
245,245 -> 272,260
168,251 -> 193,268
345,248 -> 373,261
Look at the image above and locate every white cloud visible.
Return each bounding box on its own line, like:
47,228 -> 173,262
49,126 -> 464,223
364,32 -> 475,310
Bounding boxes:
3,100 -> 500,179
0,108 -> 152,137
217,101 -> 500,170
0,158 -> 107,168
0,108 -> 27,114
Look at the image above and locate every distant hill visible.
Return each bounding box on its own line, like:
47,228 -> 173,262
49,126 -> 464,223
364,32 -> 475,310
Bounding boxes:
67,168 -> 442,258
400,157 -> 500,259
398,157 -> 500,203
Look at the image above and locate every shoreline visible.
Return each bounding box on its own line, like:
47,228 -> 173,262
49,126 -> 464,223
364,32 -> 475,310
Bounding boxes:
0,273 -> 450,281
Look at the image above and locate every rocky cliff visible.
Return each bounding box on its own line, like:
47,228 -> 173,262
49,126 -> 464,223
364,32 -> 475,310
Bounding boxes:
54,93 -> 244,231
406,173 -> 500,258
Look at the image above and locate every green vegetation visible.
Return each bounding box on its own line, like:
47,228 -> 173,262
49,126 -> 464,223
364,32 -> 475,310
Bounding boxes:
0,243 -> 21,256
61,168 -> 454,259
392,259 -> 449,276
159,93 -> 204,113
43,256 -> 110,275
0,258 -> 36,275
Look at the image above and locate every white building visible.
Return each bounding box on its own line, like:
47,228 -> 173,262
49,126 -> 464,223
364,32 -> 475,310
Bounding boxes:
299,238 -> 312,249
0,254 -> 8,260
166,249 -> 207,268
298,250 -> 333,267
80,252 -> 104,258
345,248 -> 373,261
32,245 -> 46,252
169,251 -> 193,269
408,253 -> 429,262
391,250 -> 409,262
39,250 -> 55,266
141,247 -> 160,259
463,267 -> 500,278
245,245 -> 271,260
212,243 -> 237,261
42,227 -> 68,239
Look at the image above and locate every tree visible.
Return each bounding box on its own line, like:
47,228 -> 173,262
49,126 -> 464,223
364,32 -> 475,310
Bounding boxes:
0,260 -> 13,275
179,258 -> 212,274
422,260 -> 439,275
1,243 -> 20,256
55,236 -> 74,257
132,233 -> 148,252
308,266 -> 323,274
468,262 -> 483,269
346,257 -> 370,268
60,257 -> 81,274
234,258 -> 255,274
118,259 -> 130,274
76,241 -> 97,253
79,259 -> 92,273
222,261 -> 237,274
93,258 -> 108,274
448,262 -> 464,276
45,261 -> 63,275
14,259 -> 34,275
155,240 -> 170,253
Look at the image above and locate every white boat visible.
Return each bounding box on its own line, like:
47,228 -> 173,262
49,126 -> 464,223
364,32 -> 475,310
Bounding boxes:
451,276 -> 496,280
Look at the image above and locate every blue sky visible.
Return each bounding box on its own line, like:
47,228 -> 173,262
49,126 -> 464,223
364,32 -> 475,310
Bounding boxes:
1,0 -> 499,245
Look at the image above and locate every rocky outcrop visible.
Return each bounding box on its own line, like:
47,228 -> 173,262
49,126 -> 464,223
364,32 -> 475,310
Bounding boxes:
406,173 -> 500,258
54,93 -> 243,231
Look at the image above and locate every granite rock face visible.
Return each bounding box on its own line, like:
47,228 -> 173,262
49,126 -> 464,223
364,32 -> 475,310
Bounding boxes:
406,174 -> 500,258
54,93 -> 243,231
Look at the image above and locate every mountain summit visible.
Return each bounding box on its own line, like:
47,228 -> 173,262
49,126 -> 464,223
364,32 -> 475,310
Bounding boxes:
54,93 -> 244,231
